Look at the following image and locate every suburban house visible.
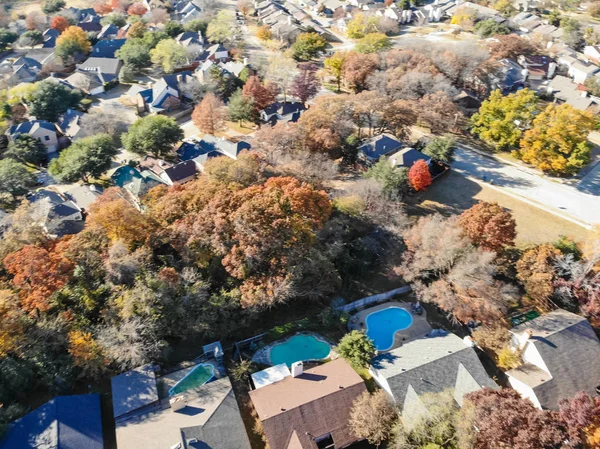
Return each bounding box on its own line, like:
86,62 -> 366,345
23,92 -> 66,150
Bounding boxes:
64,184 -> 103,212
159,160 -> 198,185
172,0 -> 203,22
249,358 -> 368,449
137,71 -> 194,114
177,135 -> 251,170
260,101 -> 306,125
28,188 -> 84,237
387,147 -> 431,169
496,59 -> 527,93
98,23 -> 119,40
517,55 -> 555,80
175,31 -> 204,48
56,108 -> 86,140
75,57 -> 122,91
547,75 -> 594,111
8,49 -> 57,84
144,0 -> 173,9
357,133 -> 403,164
91,38 -> 127,58
42,28 -> 60,48
113,348 -> 250,449
505,309 -> 600,410
78,21 -> 103,33
370,332 -> 498,428
584,45 -> 600,64
8,120 -> 59,153
0,394 -> 103,449
568,60 -> 600,84
111,165 -> 166,204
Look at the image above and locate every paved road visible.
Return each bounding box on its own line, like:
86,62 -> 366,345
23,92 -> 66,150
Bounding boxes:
452,147 -> 600,228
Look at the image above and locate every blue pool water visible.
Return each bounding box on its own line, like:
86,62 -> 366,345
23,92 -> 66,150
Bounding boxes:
366,307 -> 413,351
269,334 -> 331,367
169,363 -> 214,396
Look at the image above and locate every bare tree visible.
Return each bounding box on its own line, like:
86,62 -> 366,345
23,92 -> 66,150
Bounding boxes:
349,390 -> 397,447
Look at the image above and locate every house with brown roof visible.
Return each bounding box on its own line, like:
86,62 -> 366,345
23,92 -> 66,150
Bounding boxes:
249,358 -> 367,449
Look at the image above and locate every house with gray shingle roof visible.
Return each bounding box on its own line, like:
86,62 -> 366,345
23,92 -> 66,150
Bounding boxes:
370,332 -> 498,427
8,120 -> 59,153
506,309 -> 600,410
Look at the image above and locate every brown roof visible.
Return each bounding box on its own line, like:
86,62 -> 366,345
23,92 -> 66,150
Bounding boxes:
249,359 -> 367,449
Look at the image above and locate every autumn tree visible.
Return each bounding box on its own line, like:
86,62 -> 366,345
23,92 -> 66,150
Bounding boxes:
122,115 -> 184,158
355,32 -> 391,54
256,24 -> 271,41
55,26 -> 91,63
192,93 -> 228,134
408,159 -> 432,191
559,391 -> 600,448
324,51 -> 347,92
242,76 -> 276,110
68,330 -> 108,378
516,103 -> 595,175
127,20 -> 146,38
342,52 -> 378,92
346,12 -> 379,38
291,32 -> 327,61
50,16 -> 69,33
290,63 -> 320,105
237,0 -> 253,17
4,243 -> 74,315
459,202 -> 516,252
349,390 -> 397,446
266,56 -> 299,101
458,389 -> 568,449
489,34 -> 538,60
471,89 -> 539,150
335,330 -> 376,369
516,244 -> 561,310
127,2 -> 147,15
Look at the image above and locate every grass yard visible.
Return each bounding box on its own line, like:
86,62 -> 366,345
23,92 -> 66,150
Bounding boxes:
407,171 -> 591,246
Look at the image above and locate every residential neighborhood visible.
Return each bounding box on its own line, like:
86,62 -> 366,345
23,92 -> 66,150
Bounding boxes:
1,0 -> 600,447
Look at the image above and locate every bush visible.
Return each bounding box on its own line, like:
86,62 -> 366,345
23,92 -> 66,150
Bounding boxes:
336,330 -> 376,368
497,346 -> 521,370
334,195 -> 366,217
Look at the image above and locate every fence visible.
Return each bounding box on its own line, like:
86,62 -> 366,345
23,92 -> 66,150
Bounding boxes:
335,285 -> 412,314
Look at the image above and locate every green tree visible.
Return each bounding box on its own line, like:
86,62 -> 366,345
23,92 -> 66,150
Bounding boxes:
100,13 -> 127,28
561,17 -> 584,50
364,157 -> 409,199
184,19 -> 208,34
116,39 -> 152,71
548,9 -> 561,26
228,89 -> 257,125
122,115 -> 184,158
150,38 -> 188,73
209,65 -> 242,100
473,19 -> 510,38
291,32 -> 327,61
0,159 -> 36,199
164,21 -> 185,37
355,32 -> 391,53
206,10 -> 238,44
49,134 -> 117,182
27,80 -> 82,122
6,134 -> 47,166
397,0 -> 411,9
41,0 -> 66,14
18,30 -> 43,47
335,330 -> 376,369
0,28 -> 17,50
423,136 -> 456,164
471,89 -> 539,150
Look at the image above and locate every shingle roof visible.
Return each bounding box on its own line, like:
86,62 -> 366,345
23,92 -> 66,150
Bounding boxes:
78,57 -> 122,78
388,148 -> 430,168
9,120 -> 56,136
91,39 -> 127,58
358,133 -> 403,159
0,394 -> 104,449
111,364 -> 159,420
163,160 -> 197,182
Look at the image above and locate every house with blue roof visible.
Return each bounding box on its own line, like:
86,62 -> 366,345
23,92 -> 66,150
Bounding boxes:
8,120 -> 59,153
260,101 -> 306,125
0,394 -> 104,449
91,39 -> 127,58
177,135 -> 251,170
136,71 -> 194,114
357,133 -> 403,164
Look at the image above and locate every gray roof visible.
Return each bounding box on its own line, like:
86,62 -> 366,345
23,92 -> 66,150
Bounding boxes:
111,364 -> 159,420
548,75 -> 593,111
64,185 -> 103,210
388,147 -> 431,168
78,57 -> 122,77
358,133 -> 403,160
507,309 -> 600,410
371,333 -> 498,409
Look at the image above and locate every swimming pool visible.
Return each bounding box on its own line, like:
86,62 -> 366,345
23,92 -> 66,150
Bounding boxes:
269,334 -> 331,367
366,307 -> 413,351
169,363 -> 215,396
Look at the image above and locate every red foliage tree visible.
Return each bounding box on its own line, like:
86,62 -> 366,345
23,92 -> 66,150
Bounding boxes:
459,201 -> 517,252
127,3 -> 147,15
408,159 -> 432,191
51,16 -> 69,33
462,388 -> 568,449
242,76 -> 277,111
93,1 -> 114,14
559,391 -> 600,448
3,242 -> 74,316
290,63 -> 320,105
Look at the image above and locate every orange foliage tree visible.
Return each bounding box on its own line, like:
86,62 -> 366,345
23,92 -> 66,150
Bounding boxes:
3,242 -> 74,316
51,16 -> 69,33
459,201 -> 516,253
127,3 -> 148,15
192,93 -> 228,135
242,76 -> 277,111
408,159 -> 432,191
68,330 -> 108,378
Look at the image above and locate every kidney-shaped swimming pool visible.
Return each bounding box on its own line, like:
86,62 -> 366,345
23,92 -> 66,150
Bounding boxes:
365,306 -> 413,351
269,334 -> 331,367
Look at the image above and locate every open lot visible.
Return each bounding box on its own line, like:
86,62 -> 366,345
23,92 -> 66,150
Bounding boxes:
407,171 -> 591,246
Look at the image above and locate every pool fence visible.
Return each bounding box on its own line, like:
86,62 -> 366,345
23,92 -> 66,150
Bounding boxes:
335,286 -> 412,314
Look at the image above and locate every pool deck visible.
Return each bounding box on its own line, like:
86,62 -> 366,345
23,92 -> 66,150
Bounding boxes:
348,301 -> 432,351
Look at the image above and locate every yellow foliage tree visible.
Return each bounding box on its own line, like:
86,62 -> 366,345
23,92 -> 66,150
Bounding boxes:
55,26 -> 91,62
68,329 -> 108,378
256,25 -> 272,41
450,6 -> 478,28
346,12 -> 379,39
516,103 -> 595,175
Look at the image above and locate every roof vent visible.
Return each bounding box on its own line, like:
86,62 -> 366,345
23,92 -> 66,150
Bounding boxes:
338,385 -> 344,389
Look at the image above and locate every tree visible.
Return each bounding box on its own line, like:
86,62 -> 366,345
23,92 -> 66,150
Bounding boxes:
51,16 -> 69,33
0,28 -> 17,49
116,39 -> 152,71
471,89 -> 539,150
6,135 -> 46,166
256,24 -> 272,41
355,32 -> 391,54
473,19 -> 510,38
342,52 -> 378,92
185,19 -> 209,34
49,134 -> 117,183
459,389 -> 568,449
42,0 -> 66,14
561,17 -> 584,50
164,21 -> 185,37
559,391 -> 600,448
290,63 -> 320,104
0,160 -> 36,199
127,3 -> 148,15
324,51 -> 347,92
206,10 -> 238,44
237,0 -> 253,17
450,6 -> 478,28
242,76 -> 276,110
4,243 -> 74,315
364,158 -> 409,199
423,136 -> 455,164
101,12 -> 127,27
122,115 -> 184,158
27,80 -> 82,122
489,34 -> 538,60
266,56 -> 299,101
192,93 -> 228,134
55,26 -> 91,63
150,38 -> 188,73
228,90 -> 257,126
25,11 -> 47,31
126,20 -> 146,38
68,330 -> 107,379
459,202 -> 516,253
589,2 -> 600,18
516,103 -> 595,175
208,65 -> 242,100
18,30 -> 43,47
291,32 -> 327,61
408,159 -> 432,191
79,108 -> 132,146
346,12 -> 379,38
516,244 -> 561,310
349,390 -> 397,446
335,330 -> 375,368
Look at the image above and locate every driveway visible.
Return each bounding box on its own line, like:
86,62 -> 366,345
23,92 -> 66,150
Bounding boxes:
452,147 -> 600,229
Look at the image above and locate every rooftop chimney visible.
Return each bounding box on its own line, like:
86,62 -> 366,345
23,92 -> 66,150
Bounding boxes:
291,361 -> 303,377
170,395 -> 186,412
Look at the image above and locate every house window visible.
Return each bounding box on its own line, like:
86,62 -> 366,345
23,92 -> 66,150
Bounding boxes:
44,136 -> 50,141
315,433 -> 335,449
